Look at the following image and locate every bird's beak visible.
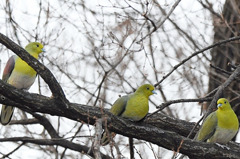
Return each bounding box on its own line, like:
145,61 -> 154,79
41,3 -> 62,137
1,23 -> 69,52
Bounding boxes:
152,90 -> 157,94
41,48 -> 46,52
217,103 -> 222,108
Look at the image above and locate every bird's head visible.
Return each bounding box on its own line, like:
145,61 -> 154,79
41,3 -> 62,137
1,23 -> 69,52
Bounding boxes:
135,84 -> 157,97
217,98 -> 231,111
25,42 -> 45,55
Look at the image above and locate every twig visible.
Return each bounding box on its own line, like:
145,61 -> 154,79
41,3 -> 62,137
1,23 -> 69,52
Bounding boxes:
9,118 -> 39,125
0,137 -> 111,159
147,97 -> 212,118
93,118 -> 103,159
60,124 -> 83,159
154,36 -> 240,87
210,64 -> 231,75
228,62 -> 237,69
31,113 -> 60,138
129,137 -> 134,159
210,64 -> 240,82
125,1 -> 157,31
206,65 -> 240,117
204,86 -> 219,98
173,139 -> 184,159
176,116 -> 205,159
138,0 -> 182,42
1,142 -> 25,158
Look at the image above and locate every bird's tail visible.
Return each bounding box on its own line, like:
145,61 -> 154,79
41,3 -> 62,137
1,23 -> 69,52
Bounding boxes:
0,105 -> 14,125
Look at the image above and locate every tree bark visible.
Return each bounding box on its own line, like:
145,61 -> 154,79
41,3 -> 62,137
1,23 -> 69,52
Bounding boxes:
209,0 -> 240,113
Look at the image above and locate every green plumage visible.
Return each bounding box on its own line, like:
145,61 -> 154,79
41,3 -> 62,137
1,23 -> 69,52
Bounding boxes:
101,84 -> 156,145
196,98 -> 239,144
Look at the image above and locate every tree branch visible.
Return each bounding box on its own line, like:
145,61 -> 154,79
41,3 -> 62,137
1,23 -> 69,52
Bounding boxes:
0,79 -> 239,158
148,97 -> 213,118
154,36 -> 240,87
137,0 -> 182,42
0,137 -> 111,159
205,66 -> 240,117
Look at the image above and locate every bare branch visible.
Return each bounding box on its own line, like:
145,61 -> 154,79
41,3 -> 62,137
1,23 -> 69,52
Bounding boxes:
148,97 -> 213,118
154,36 -> 240,87
93,118 -> 103,159
206,66 -> 240,116
0,137 -> 111,159
138,0 -> 182,42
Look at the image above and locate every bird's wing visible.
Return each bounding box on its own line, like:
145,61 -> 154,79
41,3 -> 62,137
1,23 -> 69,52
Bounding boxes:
196,112 -> 218,142
110,95 -> 129,116
2,55 -> 17,82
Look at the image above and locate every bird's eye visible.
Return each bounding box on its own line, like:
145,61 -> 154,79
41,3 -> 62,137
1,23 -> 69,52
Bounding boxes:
147,87 -> 149,90
36,44 -> 39,47
224,101 -> 227,104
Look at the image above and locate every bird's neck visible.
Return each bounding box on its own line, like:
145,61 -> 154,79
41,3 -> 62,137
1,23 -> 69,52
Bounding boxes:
14,54 -> 39,76
28,51 -> 40,59
134,92 -> 149,98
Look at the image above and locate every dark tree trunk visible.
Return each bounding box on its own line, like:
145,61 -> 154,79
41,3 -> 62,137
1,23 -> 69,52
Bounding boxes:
209,0 -> 240,140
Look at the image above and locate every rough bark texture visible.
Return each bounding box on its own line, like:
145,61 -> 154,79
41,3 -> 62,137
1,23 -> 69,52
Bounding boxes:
0,78 -> 240,158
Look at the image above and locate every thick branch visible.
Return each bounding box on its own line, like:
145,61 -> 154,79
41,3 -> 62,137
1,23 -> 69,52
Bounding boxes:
108,116 -> 240,159
31,113 -> 60,138
0,80 -> 239,158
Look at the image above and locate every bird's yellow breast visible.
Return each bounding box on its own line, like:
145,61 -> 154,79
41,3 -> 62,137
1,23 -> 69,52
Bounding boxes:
121,94 -> 149,121
216,109 -> 239,131
14,52 -> 39,77
14,58 -> 36,77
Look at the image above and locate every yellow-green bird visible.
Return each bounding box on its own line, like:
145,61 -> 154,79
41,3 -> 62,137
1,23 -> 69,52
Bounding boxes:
1,42 -> 45,125
196,98 -> 239,144
101,84 -> 157,145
